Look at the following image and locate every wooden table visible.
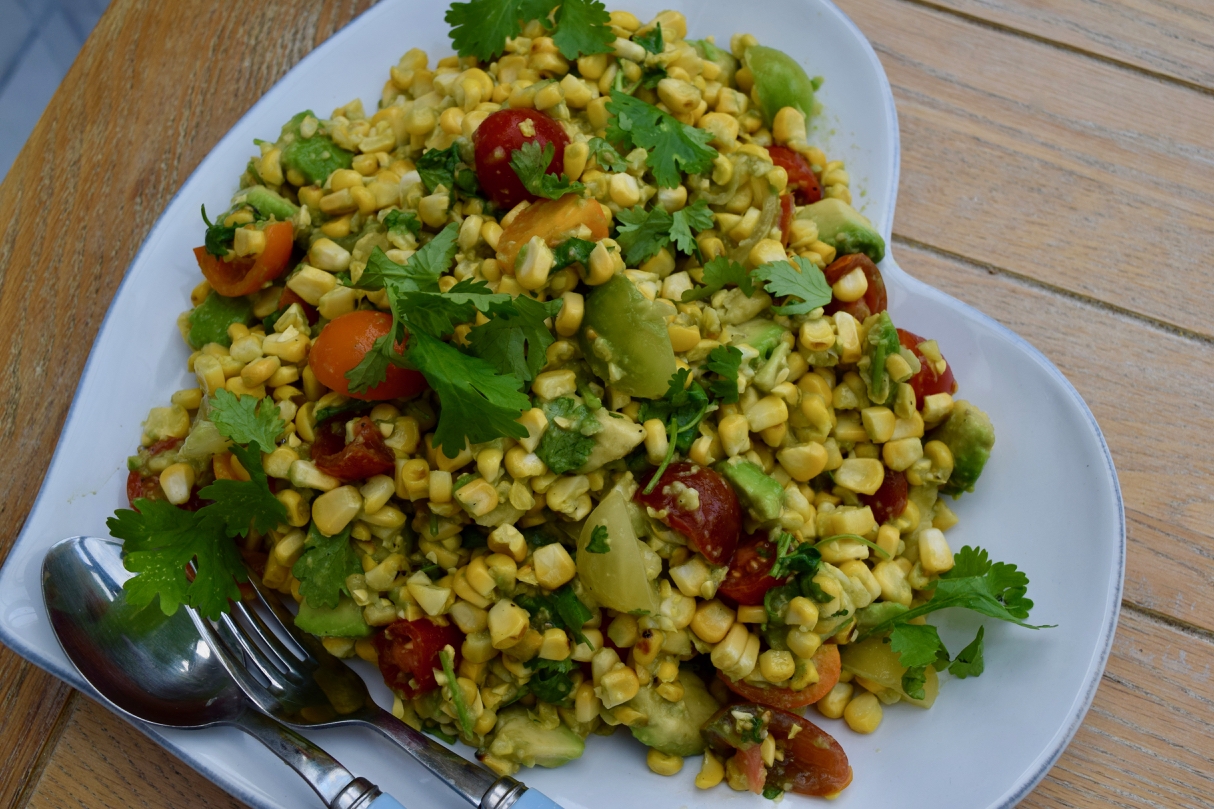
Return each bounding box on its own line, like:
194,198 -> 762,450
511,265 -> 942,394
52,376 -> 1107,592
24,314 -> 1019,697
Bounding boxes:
1,0 -> 1211,806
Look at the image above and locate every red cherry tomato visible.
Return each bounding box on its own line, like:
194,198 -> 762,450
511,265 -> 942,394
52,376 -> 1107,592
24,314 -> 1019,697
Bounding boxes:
768,145 -> 822,206
720,644 -> 842,709
309,311 -> 428,401
193,221 -> 295,297
311,416 -> 396,482
635,462 -> 742,565
765,705 -> 852,797
718,535 -> 787,605
897,328 -> 958,406
472,109 -> 570,209
860,468 -> 907,525
278,287 -> 320,325
735,743 -> 767,794
374,619 -> 463,699
778,193 -> 794,245
823,253 -> 887,320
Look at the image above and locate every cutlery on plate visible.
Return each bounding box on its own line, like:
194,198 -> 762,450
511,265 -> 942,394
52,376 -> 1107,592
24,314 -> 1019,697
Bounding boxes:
42,536 -> 410,809
190,564 -> 563,809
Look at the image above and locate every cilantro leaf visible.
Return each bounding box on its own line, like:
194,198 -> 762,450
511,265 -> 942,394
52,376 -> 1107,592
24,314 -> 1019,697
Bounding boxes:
397,280 -> 511,339
586,524 -> 611,553
535,396 -> 601,474
605,91 -> 717,188
527,657 -> 577,703
552,237 -> 596,270
208,388 -> 285,451
407,330 -> 530,457
669,199 -> 714,255
415,143 -> 478,195
586,137 -> 627,172
889,623 -> 952,670
197,445 -> 287,537
187,291 -> 252,350
446,0 -> 554,62
201,205 -> 236,257
509,140 -> 585,200
769,532 -> 823,583
638,369 -> 710,454
751,256 -> 833,315
551,0 -> 614,60
633,26 -> 663,55
383,209 -> 421,237
292,522 -> 360,610
515,585 -> 593,646
466,295 -> 563,382
109,501 -> 247,620
705,344 -> 743,403
681,256 -> 754,302
948,625 -> 985,679
614,205 -> 672,265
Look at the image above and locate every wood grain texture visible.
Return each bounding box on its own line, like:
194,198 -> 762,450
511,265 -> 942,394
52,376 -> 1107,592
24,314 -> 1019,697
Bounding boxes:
896,241 -> 1214,632
0,0 -> 375,805
837,0 -> 1214,341
1,0 -> 1211,807
921,0 -> 1214,92
24,695 -> 249,809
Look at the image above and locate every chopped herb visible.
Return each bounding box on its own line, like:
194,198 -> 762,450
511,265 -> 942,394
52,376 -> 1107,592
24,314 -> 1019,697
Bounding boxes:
681,255 -> 755,302
586,136 -> 628,172
535,397 -> 601,474
586,525 -> 611,553
752,255 -> 833,316
416,143 -> 479,196
292,522 -> 360,610
705,345 -> 743,403
446,0 -> 613,62
515,585 -> 592,646
638,368 -> 711,455
552,237 -> 597,271
383,209 -> 422,237
510,140 -> 585,200
200,205 -> 236,258
527,657 -> 578,703
605,91 -> 717,188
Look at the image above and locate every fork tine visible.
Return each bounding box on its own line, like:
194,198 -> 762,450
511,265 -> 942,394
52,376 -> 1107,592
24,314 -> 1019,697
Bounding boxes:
242,565 -> 322,666
231,598 -> 305,671
218,612 -> 299,694
187,608 -> 280,714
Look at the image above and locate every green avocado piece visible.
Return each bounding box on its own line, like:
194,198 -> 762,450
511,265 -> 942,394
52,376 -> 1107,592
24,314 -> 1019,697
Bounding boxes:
728,318 -> 788,359
743,45 -> 816,127
629,670 -> 720,757
578,274 -> 676,399
690,39 -> 738,87
240,186 -> 299,222
277,110 -> 354,186
929,400 -> 995,496
717,459 -> 784,522
485,706 -> 586,768
294,596 -> 372,638
187,291 -> 253,349
800,198 -> 886,263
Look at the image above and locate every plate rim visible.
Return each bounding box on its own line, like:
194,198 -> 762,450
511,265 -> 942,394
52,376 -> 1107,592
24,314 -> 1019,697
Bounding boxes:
0,0 -> 1126,807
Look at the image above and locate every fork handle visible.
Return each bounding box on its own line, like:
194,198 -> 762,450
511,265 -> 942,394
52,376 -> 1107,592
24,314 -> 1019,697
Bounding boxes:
366,706 -> 499,805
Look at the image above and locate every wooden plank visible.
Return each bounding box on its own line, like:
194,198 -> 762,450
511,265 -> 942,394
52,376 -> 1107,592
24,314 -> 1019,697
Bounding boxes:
0,0 -> 375,805
922,0 -> 1214,92
897,241 -> 1214,631
25,695 -> 248,809
835,0 -> 1214,341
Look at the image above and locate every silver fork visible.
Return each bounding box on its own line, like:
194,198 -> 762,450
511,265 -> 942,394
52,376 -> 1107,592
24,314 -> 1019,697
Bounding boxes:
188,573 -> 561,809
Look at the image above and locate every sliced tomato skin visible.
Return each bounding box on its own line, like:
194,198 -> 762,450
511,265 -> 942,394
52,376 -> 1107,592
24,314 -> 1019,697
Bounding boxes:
861,468 -> 907,525
309,310 -> 428,401
823,253 -> 887,321
735,743 -> 767,794
720,644 -> 842,709
778,193 -> 794,245
635,462 -> 742,565
194,221 -> 295,297
312,416 -> 396,481
765,706 -> 852,797
897,328 -> 958,405
374,619 -> 463,699
717,534 -> 787,605
768,145 -> 822,205
472,108 -> 570,209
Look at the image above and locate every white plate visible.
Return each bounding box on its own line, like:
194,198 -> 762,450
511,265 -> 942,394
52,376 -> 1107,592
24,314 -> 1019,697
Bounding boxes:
0,1 -> 1124,807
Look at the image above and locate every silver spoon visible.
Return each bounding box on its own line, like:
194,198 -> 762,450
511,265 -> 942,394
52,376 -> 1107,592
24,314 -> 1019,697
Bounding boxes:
41,536 -> 409,809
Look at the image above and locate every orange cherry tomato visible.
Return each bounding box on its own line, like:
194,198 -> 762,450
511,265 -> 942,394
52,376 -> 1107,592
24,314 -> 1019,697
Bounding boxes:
309,310 -> 428,401
495,195 -> 609,270
720,643 -> 842,709
193,221 -> 295,297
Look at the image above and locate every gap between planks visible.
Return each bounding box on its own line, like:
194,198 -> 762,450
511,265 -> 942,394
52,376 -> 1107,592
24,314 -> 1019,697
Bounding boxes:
12,691 -> 81,809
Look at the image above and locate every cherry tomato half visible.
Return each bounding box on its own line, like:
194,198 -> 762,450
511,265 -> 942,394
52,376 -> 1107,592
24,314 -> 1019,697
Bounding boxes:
768,145 -> 822,206
765,705 -> 852,797
718,534 -> 787,605
309,311 -> 428,401
473,108 -> 570,209
897,328 -> 958,406
778,193 -> 794,246
278,286 -> 320,325
193,221 -> 295,297
823,253 -> 887,321
635,462 -> 742,565
495,194 -> 610,271
312,416 -> 396,482
720,643 -> 842,709
860,468 -> 907,525
374,619 -> 463,699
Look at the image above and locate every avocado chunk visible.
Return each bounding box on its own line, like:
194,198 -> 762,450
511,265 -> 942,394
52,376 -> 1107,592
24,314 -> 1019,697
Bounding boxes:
629,670 -> 720,756
691,39 -> 738,87
294,596 -> 372,638
578,274 -> 677,399
276,110 -> 354,186
742,45 -> 816,128
717,459 -> 784,522
800,198 -> 886,263
928,400 -> 995,496
485,706 -> 586,769
187,291 -> 253,349
726,318 -> 788,359
239,186 -> 299,222
579,408 -> 646,473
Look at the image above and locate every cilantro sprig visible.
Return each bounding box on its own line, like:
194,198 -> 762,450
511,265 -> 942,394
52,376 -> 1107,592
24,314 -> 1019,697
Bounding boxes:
705,345 -> 743,403
751,255 -> 833,315
515,586 -> 593,647
108,390 -> 287,619
292,522 -> 360,609
586,137 -> 627,172
200,205 -> 236,258
446,0 -> 613,62
605,91 -> 717,188
614,199 -> 713,265
509,140 -> 585,200
681,256 -> 755,302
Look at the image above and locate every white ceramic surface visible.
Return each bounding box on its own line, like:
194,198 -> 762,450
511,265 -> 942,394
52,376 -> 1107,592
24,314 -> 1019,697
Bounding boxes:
0,1 -> 1124,807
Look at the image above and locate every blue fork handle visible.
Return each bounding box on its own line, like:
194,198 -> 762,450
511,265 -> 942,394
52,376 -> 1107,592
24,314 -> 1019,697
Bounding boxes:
368,795 -> 408,809
506,789 -> 565,809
